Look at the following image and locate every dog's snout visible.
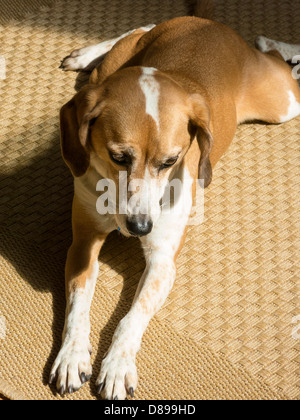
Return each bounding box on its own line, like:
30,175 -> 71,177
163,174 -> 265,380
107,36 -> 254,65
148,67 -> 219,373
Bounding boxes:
126,216 -> 153,237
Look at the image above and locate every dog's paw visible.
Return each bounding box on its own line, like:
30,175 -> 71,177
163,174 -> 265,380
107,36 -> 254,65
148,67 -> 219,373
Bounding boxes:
49,341 -> 92,395
96,351 -> 138,400
255,35 -> 276,53
59,47 -> 92,71
59,44 -> 109,71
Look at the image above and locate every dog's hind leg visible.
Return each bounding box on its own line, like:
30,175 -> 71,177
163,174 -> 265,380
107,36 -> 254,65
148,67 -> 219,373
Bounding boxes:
60,25 -> 156,72
237,40 -> 300,125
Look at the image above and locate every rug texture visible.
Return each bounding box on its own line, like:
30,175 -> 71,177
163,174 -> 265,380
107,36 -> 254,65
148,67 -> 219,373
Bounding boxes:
0,0 -> 299,400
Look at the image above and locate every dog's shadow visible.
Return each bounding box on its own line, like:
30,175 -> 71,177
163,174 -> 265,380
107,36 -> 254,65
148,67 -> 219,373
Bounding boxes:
0,108 -> 144,399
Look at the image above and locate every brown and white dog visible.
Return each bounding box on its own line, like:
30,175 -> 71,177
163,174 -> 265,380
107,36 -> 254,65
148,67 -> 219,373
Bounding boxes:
49,0 -> 300,399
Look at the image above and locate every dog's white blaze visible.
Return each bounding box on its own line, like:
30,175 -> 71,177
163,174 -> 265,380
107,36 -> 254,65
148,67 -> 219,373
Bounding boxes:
280,90 -> 300,123
142,166 -> 193,257
139,67 -> 160,131
143,167 -> 164,221
127,167 -> 165,221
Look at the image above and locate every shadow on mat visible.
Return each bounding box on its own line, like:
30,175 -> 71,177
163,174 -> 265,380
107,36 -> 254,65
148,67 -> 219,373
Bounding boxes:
0,119 -> 144,398
0,0 -> 197,34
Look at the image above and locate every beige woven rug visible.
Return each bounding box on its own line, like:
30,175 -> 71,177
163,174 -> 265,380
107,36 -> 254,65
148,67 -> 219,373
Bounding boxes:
0,0 -> 57,24
0,0 -> 299,400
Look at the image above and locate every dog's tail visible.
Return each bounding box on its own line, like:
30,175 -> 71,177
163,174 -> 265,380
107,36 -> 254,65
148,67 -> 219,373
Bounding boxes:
194,0 -> 214,20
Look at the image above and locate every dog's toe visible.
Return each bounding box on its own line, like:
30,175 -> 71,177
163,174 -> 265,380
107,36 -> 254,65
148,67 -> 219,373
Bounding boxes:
96,353 -> 138,400
49,341 -> 92,395
60,55 -> 85,72
70,49 -> 82,58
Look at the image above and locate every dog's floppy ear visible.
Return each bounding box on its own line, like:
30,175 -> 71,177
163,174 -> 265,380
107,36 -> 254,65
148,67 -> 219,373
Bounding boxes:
188,94 -> 214,188
60,85 -> 105,177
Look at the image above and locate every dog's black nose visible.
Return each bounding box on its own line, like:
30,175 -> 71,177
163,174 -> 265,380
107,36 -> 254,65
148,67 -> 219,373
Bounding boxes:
126,217 -> 153,237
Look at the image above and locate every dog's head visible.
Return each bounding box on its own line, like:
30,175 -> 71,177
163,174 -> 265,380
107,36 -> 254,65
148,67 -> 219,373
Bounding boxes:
60,67 -> 213,237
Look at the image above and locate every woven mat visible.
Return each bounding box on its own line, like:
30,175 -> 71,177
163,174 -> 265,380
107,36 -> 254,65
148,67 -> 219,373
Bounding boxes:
0,0 -> 57,25
0,0 -> 299,400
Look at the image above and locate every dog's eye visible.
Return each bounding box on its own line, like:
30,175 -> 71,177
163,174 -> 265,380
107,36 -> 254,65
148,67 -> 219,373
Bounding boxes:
160,157 -> 179,170
109,152 -> 131,166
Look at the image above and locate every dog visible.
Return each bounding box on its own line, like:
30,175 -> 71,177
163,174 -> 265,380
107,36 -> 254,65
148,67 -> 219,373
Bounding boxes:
49,0 -> 300,399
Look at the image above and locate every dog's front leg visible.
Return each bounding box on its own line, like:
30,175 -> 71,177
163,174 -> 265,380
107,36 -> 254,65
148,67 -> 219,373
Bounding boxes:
96,193 -> 192,400
49,231 -> 107,395
97,254 -> 177,400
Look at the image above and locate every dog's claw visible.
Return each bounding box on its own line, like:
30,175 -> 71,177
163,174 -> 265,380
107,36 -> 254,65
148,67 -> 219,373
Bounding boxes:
82,373 -> 92,384
68,385 -> 74,394
49,374 -> 55,385
129,387 -> 134,398
80,373 -> 87,384
59,58 -> 68,69
80,372 -> 91,384
59,56 -> 71,70
97,382 -> 104,394
59,385 -> 65,396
